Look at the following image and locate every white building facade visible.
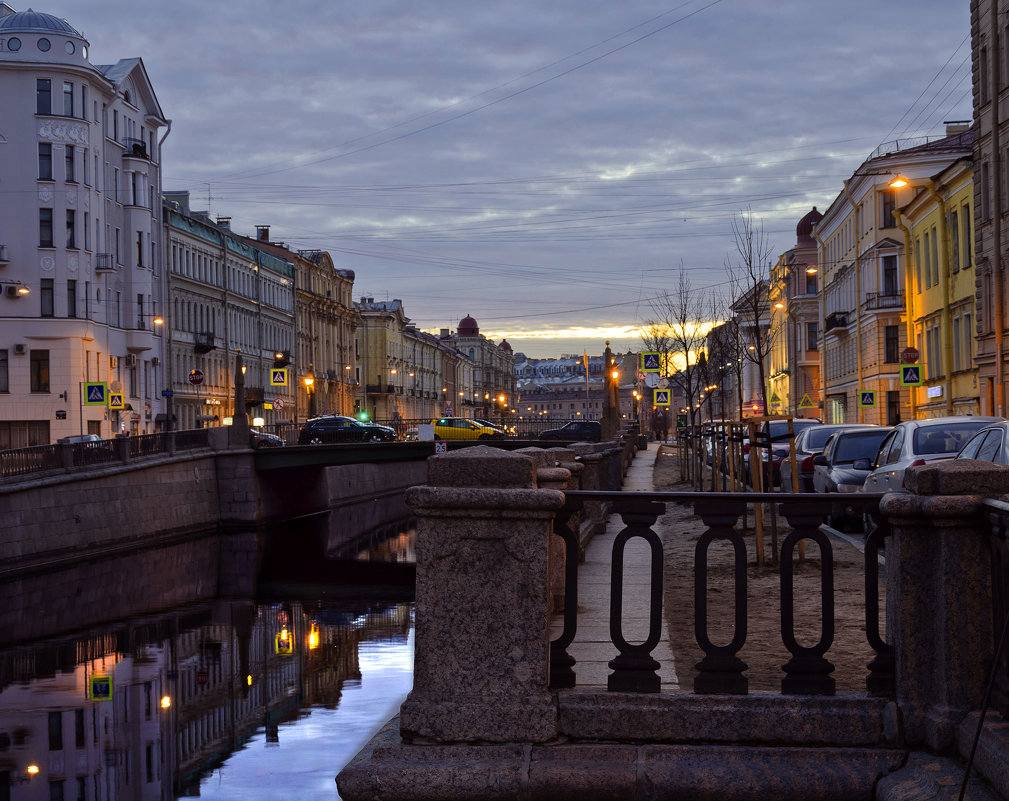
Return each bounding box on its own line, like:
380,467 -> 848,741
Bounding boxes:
0,6 -> 169,444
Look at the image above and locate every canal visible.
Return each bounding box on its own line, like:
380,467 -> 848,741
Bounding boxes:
0,517 -> 416,800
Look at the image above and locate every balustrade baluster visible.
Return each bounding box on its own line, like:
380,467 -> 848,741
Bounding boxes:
549,501 -> 580,689
779,501 -> 835,695
693,499 -> 748,694
863,519 -> 894,698
607,499 -> 665,692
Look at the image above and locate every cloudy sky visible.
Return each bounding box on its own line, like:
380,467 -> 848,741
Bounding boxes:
45,0 -> 972,357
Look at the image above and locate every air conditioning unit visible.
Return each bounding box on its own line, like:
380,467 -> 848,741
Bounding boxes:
13,343 -> 26,355
5,286 -> 17,298
109,356 -> 118,369
152,357 -> 160,366
124,354 -> 137,368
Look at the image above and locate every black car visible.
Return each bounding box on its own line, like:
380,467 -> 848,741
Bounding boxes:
298,415 -> 397,444
538,420 -> 601,442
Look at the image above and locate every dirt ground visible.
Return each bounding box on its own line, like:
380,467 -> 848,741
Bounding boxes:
652,446 -> 884,693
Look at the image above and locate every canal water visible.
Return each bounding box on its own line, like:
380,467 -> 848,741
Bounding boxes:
0,520 -> 416,800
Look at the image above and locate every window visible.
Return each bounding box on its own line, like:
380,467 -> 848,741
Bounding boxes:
881,190 -> 896,228
137,294 -> 144,329
931,227 -> 939,286
36,78 -> 51,114
807,321 -> 818,351
884,325 -> 899,363
136,231 -> 143,267
83,212 -> 89,251
112,109 -> 118,141
39,143 -> 52,180
48,780 -> 64,801
65,144 -> 75,182
982,47 -> 990,104
75,709 -> 85,748
66,209 -> 76,249
39,208 -> 53,247
882,255 -> 898,295
923,232 -> 931,287
41,279 -> 54,317
952,316 -> 962,373
886,390 -> 901,427
81,85 -> 88,119
0,350 -> 8,393
31,350 -> 50,392
951,210 -> 960,273
915,238 -> 922,289
805,271 -> 817,294
62,80 -> 73,117
115,228 -> 121,264
983,163 -> 992,221
68,279 -> 77,318
963,204 -> 972,267
48,711 -> 62,750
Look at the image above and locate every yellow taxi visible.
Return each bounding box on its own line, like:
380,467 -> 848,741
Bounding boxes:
430,417 -> 505,440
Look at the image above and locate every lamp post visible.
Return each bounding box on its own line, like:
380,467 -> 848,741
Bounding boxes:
304,364 -> 316,419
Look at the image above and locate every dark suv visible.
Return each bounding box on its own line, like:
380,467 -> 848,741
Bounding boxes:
298,415 -> 397,444
538,420 -> 601,442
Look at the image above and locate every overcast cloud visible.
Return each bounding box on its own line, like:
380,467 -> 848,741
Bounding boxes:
43,0 -> 973,355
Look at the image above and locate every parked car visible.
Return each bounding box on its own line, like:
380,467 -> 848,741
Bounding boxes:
812,426 -> 891,529
955,421 -> 1009,465
430,417 -> 504,440
745,418 -> 822,487
250,429 -> 285,448
538,420 -> 602,442
298,415 -> 397,444
780,423 -> 876,492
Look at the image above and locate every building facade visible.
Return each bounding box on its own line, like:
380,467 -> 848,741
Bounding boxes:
0,6 -> 169,443
438,315 -> 516,423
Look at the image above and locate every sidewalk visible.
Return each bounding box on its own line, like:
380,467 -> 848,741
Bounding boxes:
551,441 -> 679,690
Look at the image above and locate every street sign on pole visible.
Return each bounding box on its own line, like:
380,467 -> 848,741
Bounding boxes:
84,382 -> 107,406
188,369 -> 204,386
900,364 -> 922,386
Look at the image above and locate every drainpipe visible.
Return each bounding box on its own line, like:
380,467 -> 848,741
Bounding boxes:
157,120 -> 172,429
992,0 -> 1005,416
894,212 -> 918,421
841,180 -> 864,424
812,225 -> 826,420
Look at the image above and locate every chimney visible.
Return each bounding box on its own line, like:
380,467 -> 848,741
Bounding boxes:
440,329 -> 450,338
216,216 -> 231,230
256,225 -> 270,242
945,120 -> 970,136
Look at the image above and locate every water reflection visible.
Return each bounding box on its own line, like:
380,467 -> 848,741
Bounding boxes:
1,518 -> 417,800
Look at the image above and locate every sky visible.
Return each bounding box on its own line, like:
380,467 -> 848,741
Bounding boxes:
40,0 -> 973,358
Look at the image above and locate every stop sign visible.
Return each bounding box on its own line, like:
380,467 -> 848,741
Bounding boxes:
900,347 -> 920,364
188,369 -> 204,385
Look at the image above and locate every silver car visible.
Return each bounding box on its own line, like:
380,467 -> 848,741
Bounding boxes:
861,416 -> 1002,493
955,421 -> 1009,465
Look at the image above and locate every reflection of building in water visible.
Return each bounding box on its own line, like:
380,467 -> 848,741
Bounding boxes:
355,527 -> 416,564
0,599 -> 408,797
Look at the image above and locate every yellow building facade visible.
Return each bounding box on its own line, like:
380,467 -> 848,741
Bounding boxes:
893,155 -> 978,417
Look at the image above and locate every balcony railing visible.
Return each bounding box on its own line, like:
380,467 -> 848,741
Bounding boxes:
193,332 -> 216,354
864,292 -> 903,310
95,253 -> 115,271
824,311 -> 848,332
124,137 -> 149,159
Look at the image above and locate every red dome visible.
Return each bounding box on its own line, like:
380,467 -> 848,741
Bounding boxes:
500,339 -> 512,352
458,315 -> 479,336
796,207 -> 822,245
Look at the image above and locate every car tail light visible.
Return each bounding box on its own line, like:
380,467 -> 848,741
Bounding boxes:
801,455 -> 815,472
742,443 -> 750,454
908,459 -> 926,468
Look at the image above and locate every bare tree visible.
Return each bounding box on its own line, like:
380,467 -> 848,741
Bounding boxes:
726,209 -> 777,418
640,268 -> 712,431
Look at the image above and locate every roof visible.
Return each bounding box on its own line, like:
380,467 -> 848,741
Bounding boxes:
0,8 -> 81,36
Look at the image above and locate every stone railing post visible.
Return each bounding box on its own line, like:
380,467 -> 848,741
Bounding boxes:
399,445 -> 565,743
880,460 -> 1008,752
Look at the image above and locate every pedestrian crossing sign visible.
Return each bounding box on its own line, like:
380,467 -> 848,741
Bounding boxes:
798,393 -> 816,409
653,389 -> 670,406
641,352 -> 661,372
90,674 -> 112,701
84,382 -> 107,406
770,392 -> 781,405
900,364 -> 922,386
270,368 -> 288,386
860,391 -> 876,408
109,392 -> 125,410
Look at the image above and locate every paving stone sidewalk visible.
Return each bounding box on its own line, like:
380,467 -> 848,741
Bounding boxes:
550,441 -> 679,690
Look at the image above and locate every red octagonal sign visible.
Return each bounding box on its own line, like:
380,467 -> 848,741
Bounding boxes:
188,369 -> 204,386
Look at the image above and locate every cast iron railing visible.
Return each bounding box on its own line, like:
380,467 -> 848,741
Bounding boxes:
551,490 -> 893,698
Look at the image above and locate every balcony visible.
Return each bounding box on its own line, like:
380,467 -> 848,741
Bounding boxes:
864,292 -> 903,311
366,384 -> 395,395
193,332 -> 216,354
95,253 -> 115,272
124,138 -> 149,159
824,312 -> 848,333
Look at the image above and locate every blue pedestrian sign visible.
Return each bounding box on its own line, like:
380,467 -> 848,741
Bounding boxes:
270,368 -> 288,386
860,391 -> 876,408
84,382 -> 107,406
900,364 -> 922,386
653,389 -> 670,406
109,392 -> 125,410
641,352 -> 661,372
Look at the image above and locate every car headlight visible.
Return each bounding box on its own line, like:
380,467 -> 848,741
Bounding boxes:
836,483 -> 862,493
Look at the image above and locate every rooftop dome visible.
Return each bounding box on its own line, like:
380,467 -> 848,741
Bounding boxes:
0,9 -> 82,36
499,339 -> 512,352
458,315 -> 479,336
796,206 -> 822,246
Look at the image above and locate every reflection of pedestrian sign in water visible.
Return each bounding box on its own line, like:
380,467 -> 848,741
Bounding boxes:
84,382 -> 107,406
860,391 -> 876,407
270,368 -> 287,386
770,392 -> 781,405
90,674 -> 113,701
653,389 -> 670,406
799,393 -> 815,409
641,352 -> 661,372
109,392 -> 125,410
900,364 -> 922,386
275,629 -> 294,655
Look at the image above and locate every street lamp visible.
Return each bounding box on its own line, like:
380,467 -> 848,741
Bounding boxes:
304,364 -> 316,418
